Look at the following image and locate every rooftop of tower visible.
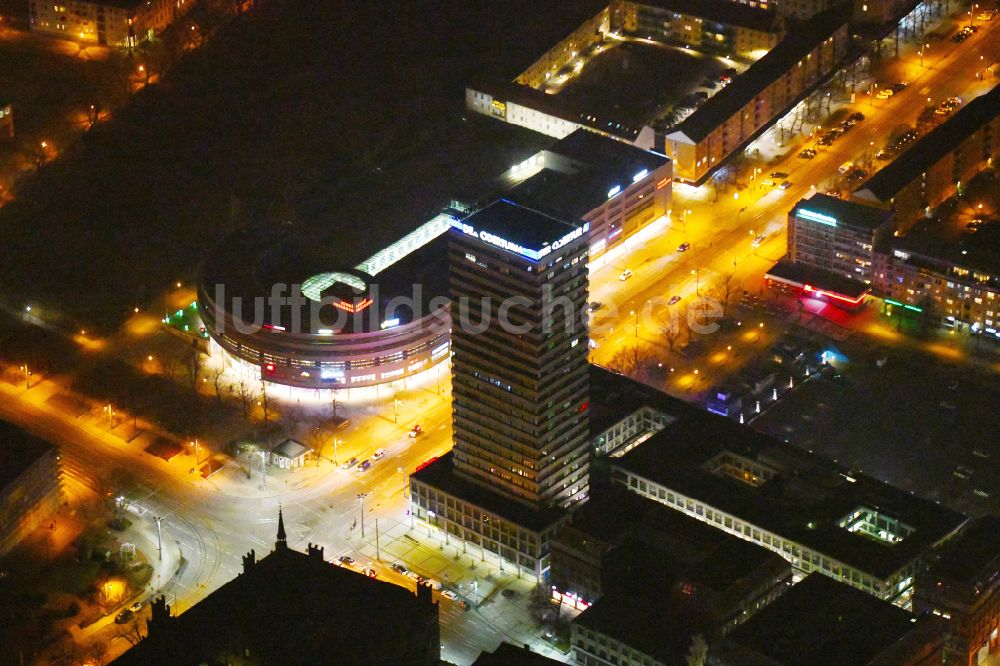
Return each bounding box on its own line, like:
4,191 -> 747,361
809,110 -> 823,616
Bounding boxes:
451,199 -> 588,262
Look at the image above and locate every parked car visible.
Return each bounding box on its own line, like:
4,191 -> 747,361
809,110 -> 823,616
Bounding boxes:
848,111 -> 865,122
876,88 -> 893,99
114,610 -> 133,624
798,148 -> 817,159
129,601 -> 144,613
372,448 -> 386,461
677,242 -> 690,252
408,424 -> 422,438
618,268 -> 633,281
406,571 -> 422,581
339,555 -> 355,566
357,459 -> 372,471
889,81 -> 909,93
587,301 -> 603,312
341,457 -> 358,469
391,563 -> 408,574
441,590 -> 458,601
668,295 -> 682,305
770,171 -> 789,179
779,181 -> 792,190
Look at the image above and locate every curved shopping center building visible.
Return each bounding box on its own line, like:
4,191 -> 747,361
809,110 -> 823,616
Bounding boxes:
198,229 -> 451,390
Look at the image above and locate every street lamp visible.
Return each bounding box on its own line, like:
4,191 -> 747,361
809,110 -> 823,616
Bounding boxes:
258,449 -> 267,490
153,516 -> 163,561
20,364 -> 30,389
398,466 -> 407,497
332,438 -> 341,465
357,492 -> 370,538
737,206 -> 749,228
393,397 -> 401,424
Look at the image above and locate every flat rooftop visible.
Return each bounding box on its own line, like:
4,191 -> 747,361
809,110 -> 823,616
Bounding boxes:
305,114 -> 554,269
611,406 -> 966,580
572,511 -> 787,665
897,213 -> 1000,279
721,574 -> 932,665
923,515 -> 1000,601
0,420 -> 55,491
588,364 -> 697,436
464,129 -> 670,222
857,83 -> 1000,202
454,198 -> 585,258
766,259 -> 870,299
792,193 -> 893,233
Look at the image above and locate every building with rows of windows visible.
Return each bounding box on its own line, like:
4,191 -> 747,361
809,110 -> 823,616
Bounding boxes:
854,83 -> 1000,235
607,400 -> 966,608
198,230 -> 451,391
0,421 -> 63,556
410,199 -> 591,581
29,0 -> 191,47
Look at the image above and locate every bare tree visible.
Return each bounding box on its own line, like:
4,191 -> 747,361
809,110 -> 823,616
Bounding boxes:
86,641 -> 109,666
115,618 -> 143,646
210,365 -> 227,404
259,381 -> 271,423
187,347 -> 203,391
235,379 -> 257,421
660,310 -> 686,353
709,272 -> 743,316
607,344 -> 653,377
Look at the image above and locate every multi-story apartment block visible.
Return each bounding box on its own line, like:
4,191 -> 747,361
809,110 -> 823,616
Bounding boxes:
0,421 -> 63,556
29,0 -> 191,47
874,220 -> 1000,339
610,0 -> 784,57
665,5 -> 850,183
854,84 -> 1000,234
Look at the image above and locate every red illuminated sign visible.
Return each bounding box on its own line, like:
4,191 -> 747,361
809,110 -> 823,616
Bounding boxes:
331,298 -> 374,314
803,284 -> 866,306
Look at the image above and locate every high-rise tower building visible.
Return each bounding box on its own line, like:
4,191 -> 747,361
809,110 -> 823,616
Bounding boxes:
449,199 -> 591,508
409,198 -> 591,580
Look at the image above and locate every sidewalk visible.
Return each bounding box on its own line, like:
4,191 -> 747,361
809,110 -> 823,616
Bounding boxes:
345,509 -> 572,662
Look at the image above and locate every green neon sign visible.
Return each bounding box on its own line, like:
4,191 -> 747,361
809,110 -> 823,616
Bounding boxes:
885,298 -> 923,313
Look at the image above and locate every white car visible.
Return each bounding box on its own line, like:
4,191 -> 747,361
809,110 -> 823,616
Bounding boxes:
441,590 -> 458,601
426,578 -> 443,591
618,269 -> 633,281
372,448 -> 386,460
